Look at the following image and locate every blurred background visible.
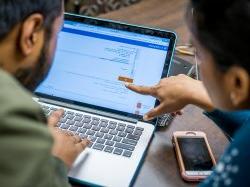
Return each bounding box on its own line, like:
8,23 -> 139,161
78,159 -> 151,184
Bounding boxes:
65,0 -> 142,16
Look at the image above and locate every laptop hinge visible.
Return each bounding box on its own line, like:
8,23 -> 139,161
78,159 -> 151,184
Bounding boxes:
38,97 -> 138,124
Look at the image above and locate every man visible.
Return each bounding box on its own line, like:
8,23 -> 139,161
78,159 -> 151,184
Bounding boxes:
0,0 -> 89,186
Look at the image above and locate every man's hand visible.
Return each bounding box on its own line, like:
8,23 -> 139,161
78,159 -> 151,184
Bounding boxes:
48,110 -> 90,169
126,74 -> 214,121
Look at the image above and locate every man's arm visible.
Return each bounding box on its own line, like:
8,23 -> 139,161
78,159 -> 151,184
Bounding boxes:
0,111 -> 71,187
0,70 -> 89,187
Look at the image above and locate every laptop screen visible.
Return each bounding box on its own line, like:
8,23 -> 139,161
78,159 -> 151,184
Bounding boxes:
35,19 -> 172,117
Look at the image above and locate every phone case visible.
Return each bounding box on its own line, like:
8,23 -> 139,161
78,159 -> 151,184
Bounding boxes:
172,131 -> 216,182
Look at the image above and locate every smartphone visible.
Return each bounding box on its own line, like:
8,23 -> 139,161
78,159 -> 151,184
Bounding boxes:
172,131 -> 216,182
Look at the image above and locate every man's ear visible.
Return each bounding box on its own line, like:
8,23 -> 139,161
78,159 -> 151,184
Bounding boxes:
18,14 -> 44,56
225,66 -> 250,107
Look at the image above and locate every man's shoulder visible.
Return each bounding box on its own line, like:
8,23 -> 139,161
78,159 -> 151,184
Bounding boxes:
0,69 -> 32,99
0,69 -> 44,121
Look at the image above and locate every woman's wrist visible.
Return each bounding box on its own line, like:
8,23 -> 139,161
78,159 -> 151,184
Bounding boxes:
187,80 -> 215,112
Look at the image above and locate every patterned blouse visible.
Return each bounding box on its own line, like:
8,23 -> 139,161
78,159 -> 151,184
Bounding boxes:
200,110 -> 250,187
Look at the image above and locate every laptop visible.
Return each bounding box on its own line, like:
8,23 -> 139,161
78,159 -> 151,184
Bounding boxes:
34,13 -> 176,187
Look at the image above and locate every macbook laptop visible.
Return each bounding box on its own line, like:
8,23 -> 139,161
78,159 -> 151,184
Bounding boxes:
34,13 -> 176,187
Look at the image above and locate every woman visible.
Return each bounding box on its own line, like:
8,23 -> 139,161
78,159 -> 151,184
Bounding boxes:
126,0 -> 250,186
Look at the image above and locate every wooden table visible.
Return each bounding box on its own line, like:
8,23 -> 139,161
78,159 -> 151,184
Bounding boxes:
98,0 -> 229,187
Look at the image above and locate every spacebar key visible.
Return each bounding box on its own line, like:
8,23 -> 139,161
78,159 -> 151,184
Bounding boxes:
115,143 -> 135,151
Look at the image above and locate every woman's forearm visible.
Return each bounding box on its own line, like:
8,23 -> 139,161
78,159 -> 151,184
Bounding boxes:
188,80 -> 215,112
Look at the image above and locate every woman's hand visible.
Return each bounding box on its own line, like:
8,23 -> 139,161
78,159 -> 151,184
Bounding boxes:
126,74 -> 214,121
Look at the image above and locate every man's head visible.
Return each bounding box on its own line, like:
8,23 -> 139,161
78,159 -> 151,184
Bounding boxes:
188,0 -> 250,111
0,0 -> 64,91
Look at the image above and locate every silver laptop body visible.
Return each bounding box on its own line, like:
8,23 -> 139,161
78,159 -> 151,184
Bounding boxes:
34,13 -> 176,187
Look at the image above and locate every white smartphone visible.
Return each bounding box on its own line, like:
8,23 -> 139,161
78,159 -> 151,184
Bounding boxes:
172,131 -> 216,182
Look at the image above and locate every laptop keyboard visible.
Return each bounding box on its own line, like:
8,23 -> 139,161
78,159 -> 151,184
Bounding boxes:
41,104 -> 144,158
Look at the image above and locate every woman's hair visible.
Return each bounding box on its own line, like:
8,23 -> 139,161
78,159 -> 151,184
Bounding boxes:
188,0 -> 250,73
0,0 -> 63,41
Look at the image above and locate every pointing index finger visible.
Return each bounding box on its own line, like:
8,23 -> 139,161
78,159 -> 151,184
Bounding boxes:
125,83 -> 157,97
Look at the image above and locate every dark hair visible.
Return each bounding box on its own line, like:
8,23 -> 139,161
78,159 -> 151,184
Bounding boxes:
188,0 -> 250,73
0,0 -> 63,41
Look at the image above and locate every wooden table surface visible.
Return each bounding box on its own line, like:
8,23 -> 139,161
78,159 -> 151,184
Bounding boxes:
98,0 -> 229,187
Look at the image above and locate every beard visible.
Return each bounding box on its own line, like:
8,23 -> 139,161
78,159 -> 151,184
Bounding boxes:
14,40 -> 52,92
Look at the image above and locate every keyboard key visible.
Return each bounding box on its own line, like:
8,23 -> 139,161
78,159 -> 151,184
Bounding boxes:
50,107 -> 57,111
134,130 -> 143,136
104,146 -> 114,153
43,109 -> 50,115
108,123 -> 117,129
82,119 -> 91,124
122,138 -> 137,146
118,132 -> 126,137
86,130 -> 95,136
106,140 -> 115,146
83,123 -> 92,129
92,125 -> 101,131
75,122 -> 83,127
80,134 -> 88,139
97,138 -> 106,144
93,143 -> 105,151
100,128 -> 109,133
104,134 -> 113,140
113,136 -> 122,142
69,126 -> 78,132
67,111 -> 74,115
136,127 -> 144,131
125,128 -> 134,134
66,114 -> 74,120
109,130 -> 118,135
88,142 -> 94,148
115,142 -> 135,151
127,134 -> 140,141
117,125 -> 125,131
60,118 -> 67,123
109,121 -> 118,125
82,117 -> 91,123
60,124 -> 70,130
78,128 -> 87,134
91,120 -> 100,126
118,123 -> 126,127
100,122 -> 108,128
75,113 -> 83,117
84,115 -> 91,119
92,117 -> 100,121
123,151 -> 133,158
88,136 -> 97,142
127,125 -> 135,129
66,120 -> 75,126
95,132 -> 104,138
62,112 -> 66,118
113,148 -> 123,155
41,105 -> 49,110
101,119 -> 109,123
74,116 -> 82,122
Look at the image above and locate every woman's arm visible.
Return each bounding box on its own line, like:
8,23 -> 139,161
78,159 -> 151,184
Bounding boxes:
126,74 -> 214,120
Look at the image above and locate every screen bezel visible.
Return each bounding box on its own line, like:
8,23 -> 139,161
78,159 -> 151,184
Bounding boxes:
35,13 -> 177,122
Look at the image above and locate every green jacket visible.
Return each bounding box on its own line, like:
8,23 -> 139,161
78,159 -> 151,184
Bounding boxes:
0,69 -> 70,187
